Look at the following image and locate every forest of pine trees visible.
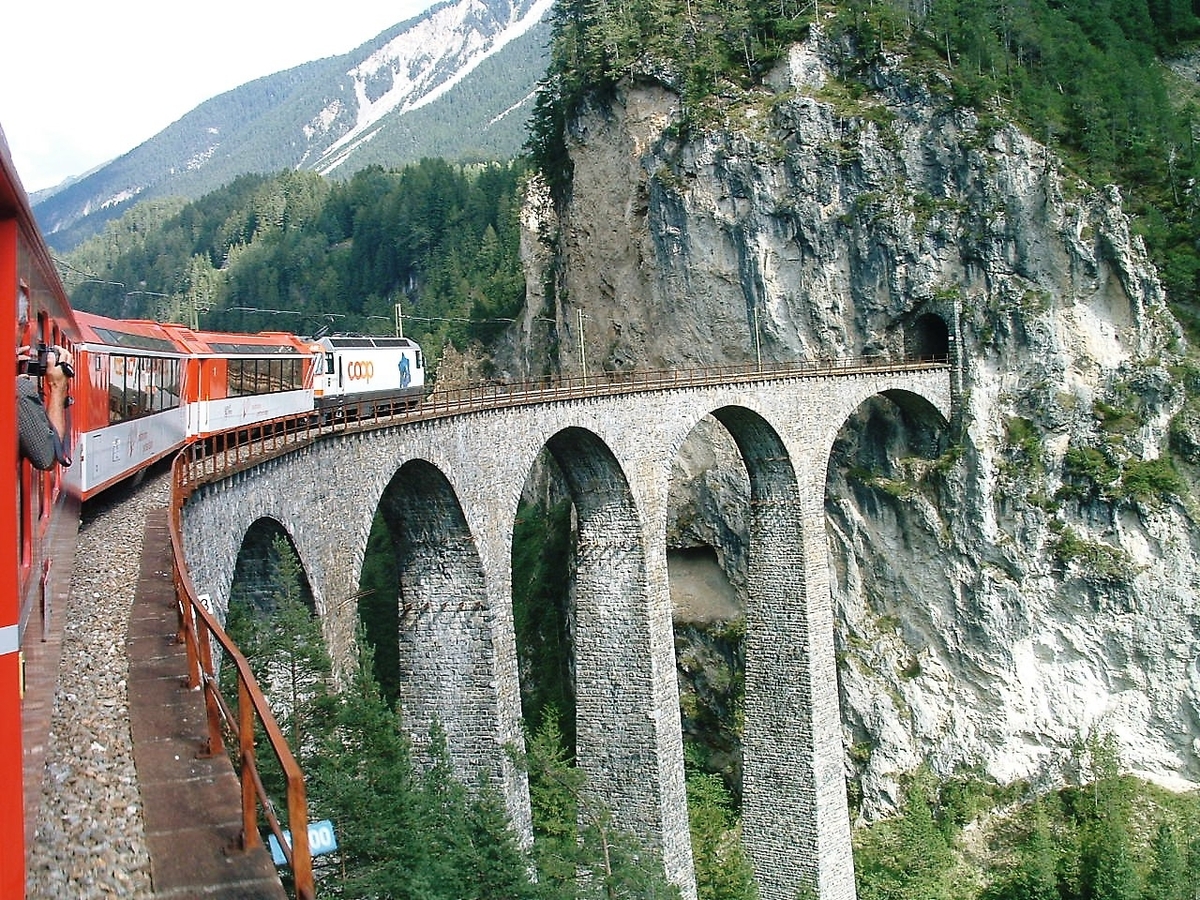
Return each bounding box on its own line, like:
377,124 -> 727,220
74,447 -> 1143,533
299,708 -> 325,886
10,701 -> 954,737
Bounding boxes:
64,159 -> 528,377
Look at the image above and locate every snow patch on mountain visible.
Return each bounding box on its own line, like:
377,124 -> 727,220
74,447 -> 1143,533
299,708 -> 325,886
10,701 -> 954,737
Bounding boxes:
313,0 -> 554,175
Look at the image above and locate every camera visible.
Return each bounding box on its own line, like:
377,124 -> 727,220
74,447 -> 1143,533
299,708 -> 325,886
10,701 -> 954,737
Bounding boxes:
20,343 -> 74,379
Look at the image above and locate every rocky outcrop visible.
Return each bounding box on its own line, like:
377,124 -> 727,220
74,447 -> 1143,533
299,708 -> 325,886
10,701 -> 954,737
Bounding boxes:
506,29 -> 1200,819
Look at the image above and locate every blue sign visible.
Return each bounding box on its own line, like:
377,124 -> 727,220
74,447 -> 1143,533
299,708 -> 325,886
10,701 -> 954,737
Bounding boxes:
268,819 -> 338,866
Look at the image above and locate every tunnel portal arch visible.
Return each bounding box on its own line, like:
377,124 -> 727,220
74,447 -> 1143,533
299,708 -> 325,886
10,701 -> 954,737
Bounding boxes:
907,312 -> 951,360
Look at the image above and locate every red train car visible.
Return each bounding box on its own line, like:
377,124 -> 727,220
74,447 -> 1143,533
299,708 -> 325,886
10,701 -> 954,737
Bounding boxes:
71,312 -> 190,499
161,323 -> 316,437
1,124 -> 83,899
69,313 -> 318,499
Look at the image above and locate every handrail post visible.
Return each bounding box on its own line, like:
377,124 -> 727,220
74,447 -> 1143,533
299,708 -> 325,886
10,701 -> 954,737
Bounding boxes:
289,777 -> 315,900
175,575 -> 202,690
238,677 -> 260,850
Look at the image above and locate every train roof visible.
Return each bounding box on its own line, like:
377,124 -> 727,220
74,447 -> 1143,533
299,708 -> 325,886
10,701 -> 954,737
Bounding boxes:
72,311 -> 181,354
72,311 -> 314,357
318,335 -> 421,349
171,326 -> 312,356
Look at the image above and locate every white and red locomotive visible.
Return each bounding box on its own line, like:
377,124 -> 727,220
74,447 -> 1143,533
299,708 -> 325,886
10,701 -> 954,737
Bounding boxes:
313,334 -> 425,415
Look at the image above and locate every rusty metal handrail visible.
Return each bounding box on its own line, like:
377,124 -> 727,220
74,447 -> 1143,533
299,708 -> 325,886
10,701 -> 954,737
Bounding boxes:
169,355 -> 951,492
168,453 -> 314,899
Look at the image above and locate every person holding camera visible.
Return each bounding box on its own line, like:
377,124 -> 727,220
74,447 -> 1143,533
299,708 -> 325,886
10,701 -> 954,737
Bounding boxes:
18,344 -> 73,470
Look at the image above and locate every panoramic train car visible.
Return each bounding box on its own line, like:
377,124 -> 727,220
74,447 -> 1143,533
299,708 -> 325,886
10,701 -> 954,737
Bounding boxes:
160,324 -> 317,438
71,311 -> 190,500
1,125 -> 83,899
313,334 -> 425,414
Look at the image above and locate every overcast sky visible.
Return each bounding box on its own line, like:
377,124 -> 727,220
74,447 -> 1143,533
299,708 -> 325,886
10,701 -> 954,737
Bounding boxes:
1,1 -> 436,194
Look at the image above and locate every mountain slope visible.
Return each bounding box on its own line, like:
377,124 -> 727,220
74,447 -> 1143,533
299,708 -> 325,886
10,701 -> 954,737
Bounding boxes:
35,0 -> 551,250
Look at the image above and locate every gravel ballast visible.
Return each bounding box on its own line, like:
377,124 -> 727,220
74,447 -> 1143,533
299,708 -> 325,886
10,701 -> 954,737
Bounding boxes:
25,473 -> 167,899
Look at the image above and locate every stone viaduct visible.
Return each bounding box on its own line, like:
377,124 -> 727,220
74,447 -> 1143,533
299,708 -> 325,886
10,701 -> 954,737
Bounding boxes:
178,362 -> 953,900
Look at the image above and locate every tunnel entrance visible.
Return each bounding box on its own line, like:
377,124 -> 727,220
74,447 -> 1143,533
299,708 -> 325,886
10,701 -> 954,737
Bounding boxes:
907,312 -> 950,361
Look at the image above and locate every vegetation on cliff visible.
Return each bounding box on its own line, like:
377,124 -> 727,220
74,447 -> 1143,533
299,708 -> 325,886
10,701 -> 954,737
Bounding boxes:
852,736 -> 1200,900
529,0 -> 1200,333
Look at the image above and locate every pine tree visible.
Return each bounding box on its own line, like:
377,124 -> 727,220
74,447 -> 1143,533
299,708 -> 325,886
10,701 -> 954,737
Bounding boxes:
1087,826 -> 1139,900
259,535 -> 330,753
1188,830 -> 1200,900
984,800 -> 1058,900
306,638 -> 426,898
525,708 -> 586,893
1078,732 -> 1139,900
1144,822 -> 1187,900
686,769 -> 757,900
854,768 -> 955,900
521,707 -> 680,899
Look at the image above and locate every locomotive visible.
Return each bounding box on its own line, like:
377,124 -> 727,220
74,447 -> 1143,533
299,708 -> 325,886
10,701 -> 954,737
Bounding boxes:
313,334 -> 425,414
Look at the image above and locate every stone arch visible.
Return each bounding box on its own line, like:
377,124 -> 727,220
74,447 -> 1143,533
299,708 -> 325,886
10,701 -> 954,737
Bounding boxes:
665,414 -> 748,801
536,426 -> 670,854
375,457 -> 492,782
823,386 -> 951,826
827,388 -> 951,478
702,405 -> 841,898
906,312 -> 951,361
229,517 -> 315,614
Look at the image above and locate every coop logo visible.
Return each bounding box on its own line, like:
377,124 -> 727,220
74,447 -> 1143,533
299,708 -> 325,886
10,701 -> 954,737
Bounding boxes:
346,361 -> 374,381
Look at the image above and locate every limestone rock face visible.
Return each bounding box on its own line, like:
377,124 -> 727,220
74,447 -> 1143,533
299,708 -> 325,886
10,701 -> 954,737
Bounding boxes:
506,32 -> 1200,818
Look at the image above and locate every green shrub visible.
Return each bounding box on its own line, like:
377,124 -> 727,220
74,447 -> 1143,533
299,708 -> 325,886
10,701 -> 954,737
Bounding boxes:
1120,457 -> 1185,503
1059,446 -> 1119,500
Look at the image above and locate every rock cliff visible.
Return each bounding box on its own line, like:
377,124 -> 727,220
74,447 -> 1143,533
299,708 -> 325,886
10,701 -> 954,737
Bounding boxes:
503,31 -> 1200,819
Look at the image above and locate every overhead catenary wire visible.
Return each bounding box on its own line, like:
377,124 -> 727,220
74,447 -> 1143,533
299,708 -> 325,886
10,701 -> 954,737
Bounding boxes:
54,260 -> 570,331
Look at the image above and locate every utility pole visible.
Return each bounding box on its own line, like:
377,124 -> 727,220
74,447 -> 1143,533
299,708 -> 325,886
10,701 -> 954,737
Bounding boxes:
578,308 -> 588,388
753,306 -> 762,371
394,301 -> 404,339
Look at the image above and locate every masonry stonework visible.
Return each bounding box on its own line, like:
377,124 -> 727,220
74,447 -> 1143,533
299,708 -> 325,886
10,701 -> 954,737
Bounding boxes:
179,367 -> 952,900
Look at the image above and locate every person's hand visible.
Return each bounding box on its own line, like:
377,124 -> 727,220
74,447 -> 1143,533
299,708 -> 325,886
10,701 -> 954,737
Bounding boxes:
45,346 -> 72,390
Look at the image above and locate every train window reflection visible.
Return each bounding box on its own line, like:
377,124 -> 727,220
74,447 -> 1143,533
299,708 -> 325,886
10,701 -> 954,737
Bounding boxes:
225,357 -> 302,396
108,354 -> 182,423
